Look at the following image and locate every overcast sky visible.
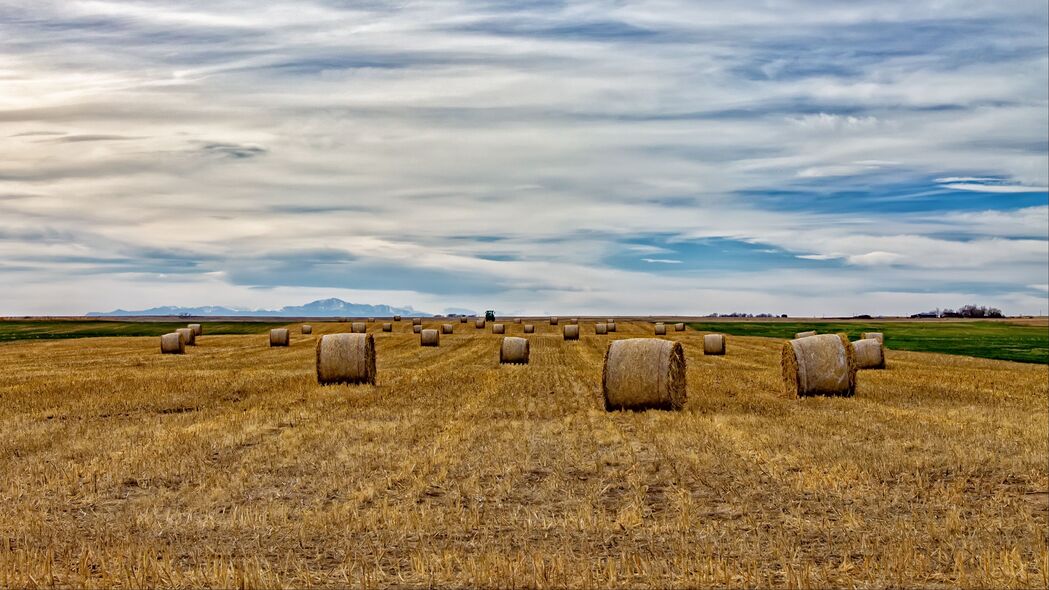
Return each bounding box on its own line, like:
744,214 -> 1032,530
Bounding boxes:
1,0 -> 1047,316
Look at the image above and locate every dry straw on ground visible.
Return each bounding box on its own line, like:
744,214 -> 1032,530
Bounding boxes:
863,332 -> 885,344
654,322 -> 666,335
674,323 -> 685,331
159,332 -> 183,354
492,324 -> 505,334
268,328 -> 289,347
704,333 -> 726,355
441,324 -> 453,335
420,329 -> 440,347
596,323 -> 607,335
315,332 -> 375,385
781,333 -> 856,398
382,323 -> 392,332
301,325 -> 313,335
563,324 -> 579,340
499,336 -> 529,364
188,324 -> 202,337
175,327 -> 195,346
795,330 -> 817,339
854,338 -> 886,369
602,337 -> 686,411
523,324 -> 535,334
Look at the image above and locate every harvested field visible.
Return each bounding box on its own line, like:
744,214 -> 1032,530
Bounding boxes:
0,320 -> 1046,588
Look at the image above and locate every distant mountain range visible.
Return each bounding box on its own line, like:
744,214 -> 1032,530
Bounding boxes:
88,298 -> 440,317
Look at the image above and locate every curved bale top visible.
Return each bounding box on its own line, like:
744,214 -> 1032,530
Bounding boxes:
703,333 -> 726,355
781,334 -> 856,398
549,317 -> 559,326
413,325 -> 423,334
794,330 -> 817,339
160,333 -> 184,354
654,322 -> 666,336
176,327 -> 196,347
420,329 -> 440,347
853,338 -> 886,369
382,322 -> 393,332
441,324 -> 454,334
674,323 -> 685,331
523,324 -> 535,334
563,324 -> 579,340
492,323 -> 505,334
475,319 -> 486,329
269,328 -> 289,347
316,333 -> 375,385
861,332 -> 884,344
301,324 -> 313,335
602,338 -> 686,411
351,322 -> 367,334
607,322 -> 616,332
595,323 -> 607,335
500,336 -> 529,364
188,323 -> 202,337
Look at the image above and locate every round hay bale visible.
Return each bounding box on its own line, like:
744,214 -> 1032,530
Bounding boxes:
176,327 -> 196,346
368,317 -> 375,323
794,330 -> 817,339
351,322 -> 366,333
413,325 -> 422,334
595,323 -> 608,335
781,334 -> 856,398
394,315 -> 402,322
269,328 -> 289,347
316,333 -> 375,385
412,318 -> 422,326
674,323 -> 685,332
563,324 -> 579,340
188,323 -> 202,337
853,338 -> 885,369
382,322 -> 392,332
607,322 -> 616,333
475,319 -> 485,329
550,316 -> 559,326
607,318 -> 614,324
420,328 -> 440,347
492,323 -> 505,334
602,338 -> 686,411
500,337 -> 529,364
703,333 -> 726,355
441,324 -> 454,334
301,324 -> 313,335
861,332 -> 884,344
524,324 -> 535,334
654,322 -> 666,335
160,332 -> 184,354
460,317 -> 467,323
513,318 -> 522,324
570,318 -> 578,324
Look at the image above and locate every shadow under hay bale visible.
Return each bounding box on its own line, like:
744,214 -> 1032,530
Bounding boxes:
316,333 -> 375,385
854,338 -> 886,369
781,334 -> 856,398
160,333 -> 184,354
704,333 -> 726,355
602,338 -> 686,411
269,328 -> 289,347
500,336 -> 529,364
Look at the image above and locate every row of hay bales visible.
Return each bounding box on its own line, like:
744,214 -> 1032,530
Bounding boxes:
781,331 -> 887,397
159,323 -> 202,354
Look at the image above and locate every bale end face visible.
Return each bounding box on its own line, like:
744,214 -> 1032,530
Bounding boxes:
853,338 -> 886,370
523,324 -> 535,334
500,336 -> 529,364
420,329 -> 440,347
492,323 -> 505,334
563,324 -> 579,340
602,338 -> 686,411
654,323 -> 666,335
269,328 -> 290,347
316,333 -> 376,385
301,324 -> 313,335
441,324 -> 454,334
781,333 -> 856,398
595,323 -> 607,335
160,332 -> 184,354
703,333 -> 726,355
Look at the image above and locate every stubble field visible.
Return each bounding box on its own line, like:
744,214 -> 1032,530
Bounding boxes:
0,320 -> 1046,588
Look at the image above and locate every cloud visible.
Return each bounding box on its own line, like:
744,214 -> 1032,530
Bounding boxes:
941,183 -> 1049,193
641,258 -> 683,264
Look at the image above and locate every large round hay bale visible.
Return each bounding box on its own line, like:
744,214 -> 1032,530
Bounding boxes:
550,316 -> 559,326
420,328 -> 439,347
602,338 -> 686,411
412,318 -> 422,326
316,333 -> 376,385
795,330 -> 817,339
654,322 -> 666,335
607,322 -> 616,332
674,322 -> 685,332
595,323 -> 607,335
351,322 -> 366,333
160,332 -> 184,354
413,325 -> 422,334
382,322 -> 392,332
500,337 -> 529,364
394,315 -> 402,322
861,332 -> 884,344
563,324 -> 579,340
269,328 -> 289,347
524,324 -> 535,334
492,323 -> 505,334
176,327 -> 195,346
781,334 -> 856,398
441,324 -> 453,334
188,323 -> 202,337
301,324 -> 313,335
475,319 -> 485,329
853,338 -> 885,369
703,334 -> 726,355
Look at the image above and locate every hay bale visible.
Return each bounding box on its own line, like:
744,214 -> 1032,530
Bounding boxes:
550,316 -> 559,326
654,322 -> 666,335
420,328 -> 440,347
703,333 -> 726,355
394,315 -> 402,322
411,318 -> 422,326
460,317 -> 467,323
492,323 -> 505,334
602,338 -> 686,411
500,336 -> 529,364
475,319 -> 485,329
781,334 -> 856,398
176,327 -> 195,346
853,338 -> 885,369
160,332 -> 184,354
351,322 -> 366,333
795,330 -> 817,339
607,322 -> 616,333
607,318 -> 615,324
563,324 -> 579,340
441,324 -> 453,334
524,324 -> 535,334
316,333 -> 376,385
862,332 -> 884,344
413,325 -> 422,334
674,323 -> 685,332
570,318 -> 578,324
514,318 -> 521,324
595,323 -> 607,335
368,317 -> 375,323
382,322 -> 392,332
188,323 -> 202,337
269,328 -> 289,347
302,324 -> 313,335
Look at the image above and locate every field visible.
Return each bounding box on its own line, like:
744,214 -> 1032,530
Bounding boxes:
0,320 -> 284,342
1,320 -> 1046,588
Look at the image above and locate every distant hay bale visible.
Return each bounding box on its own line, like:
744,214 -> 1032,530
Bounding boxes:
394,315 -> 402,322
795,330 -> 817,339
160,332 -> 184,354
853,338 -> 886,369
420,328 -> 440,347
302,324 -> 313,335
654,322 -> 666,335
524,324 -> 535,334
674,323 -> 685,332
351,322 -> 366,333
862,332 -> 884,344
595,323 -> 607,335
563,324 -> 579,340
607,322 -> 616,332
188,323 -> 202,337
781,334 -> 856,398
475,319 -> 486,329
368,317 -> 375,323
514,318 -> 521,324
412,318 -> 422,326
382,322 -> 392,332
703,333 -> 726,355
500,336 -> 529,364
441,324 -> 454,334
269,328 -> 289,347
570,318 -> 578,324
460,317 -> 467,323
316,333 -> 375,385
602,338 -> 686,411
607,318 -> 614,324
413,325 -> 422,334
176,327 -> 196,346
492,323 -> 505,334
550,317 -> 558,326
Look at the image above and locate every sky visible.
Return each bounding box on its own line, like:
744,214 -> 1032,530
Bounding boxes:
1,0 -> 1047,316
